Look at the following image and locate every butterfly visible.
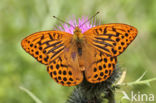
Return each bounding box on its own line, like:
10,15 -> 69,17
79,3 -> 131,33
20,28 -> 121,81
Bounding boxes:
21,23 -> 138,86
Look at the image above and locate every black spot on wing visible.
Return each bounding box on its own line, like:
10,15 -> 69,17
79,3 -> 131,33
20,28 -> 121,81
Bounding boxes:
99,28 -> 102,32
112,27 -> 116,32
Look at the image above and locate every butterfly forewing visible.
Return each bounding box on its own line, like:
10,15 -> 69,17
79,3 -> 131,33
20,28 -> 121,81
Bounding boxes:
21,31 -> 72,64
84,23 -> 138,56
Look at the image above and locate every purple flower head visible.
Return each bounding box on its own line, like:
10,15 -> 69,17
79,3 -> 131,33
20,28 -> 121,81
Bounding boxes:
56,16 -> 97,34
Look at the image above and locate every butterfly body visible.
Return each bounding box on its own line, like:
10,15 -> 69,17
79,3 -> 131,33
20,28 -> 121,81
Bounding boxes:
68,26 -> 88,70
21,23 -> 138,86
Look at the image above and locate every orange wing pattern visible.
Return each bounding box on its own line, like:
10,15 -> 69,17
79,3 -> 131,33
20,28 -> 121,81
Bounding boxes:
21,31 -> 72,65
21,31 -> 83,86
47,54 -> 83,86
85,50 -> 117,83
84,23 -> 138,57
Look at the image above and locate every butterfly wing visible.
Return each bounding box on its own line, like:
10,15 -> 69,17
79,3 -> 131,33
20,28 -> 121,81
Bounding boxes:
83,23 -> 137,83
84,50 -> 117,83
47,53 -> 83,86
80,42 -> 117,83
21,31 -> 83,86
21,31 -> 72,65
83,23 -> 138,56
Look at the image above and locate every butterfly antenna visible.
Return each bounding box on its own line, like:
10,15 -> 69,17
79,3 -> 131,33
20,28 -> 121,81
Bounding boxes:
53,16 -> 75,28
79,11 -> 100,27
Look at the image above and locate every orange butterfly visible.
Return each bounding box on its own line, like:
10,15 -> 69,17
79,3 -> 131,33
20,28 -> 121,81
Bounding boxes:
21,15 -> 138,86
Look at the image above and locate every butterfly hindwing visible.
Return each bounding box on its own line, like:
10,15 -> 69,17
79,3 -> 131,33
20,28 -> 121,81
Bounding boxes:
47,54 -> 83,86
85,50 -> 117,83
21,31 -> 72,65
84,23 -> 138,56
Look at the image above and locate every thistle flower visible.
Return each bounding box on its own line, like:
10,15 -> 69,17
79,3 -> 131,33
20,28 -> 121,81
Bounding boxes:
56,16 -> 96,34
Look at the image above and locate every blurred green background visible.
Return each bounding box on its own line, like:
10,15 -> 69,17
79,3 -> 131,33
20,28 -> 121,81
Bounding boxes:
0,0 -> 156,103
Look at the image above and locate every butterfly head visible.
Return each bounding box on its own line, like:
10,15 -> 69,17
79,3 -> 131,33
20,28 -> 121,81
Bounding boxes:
74,26 -> 82,34
73,26 -> 84,41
